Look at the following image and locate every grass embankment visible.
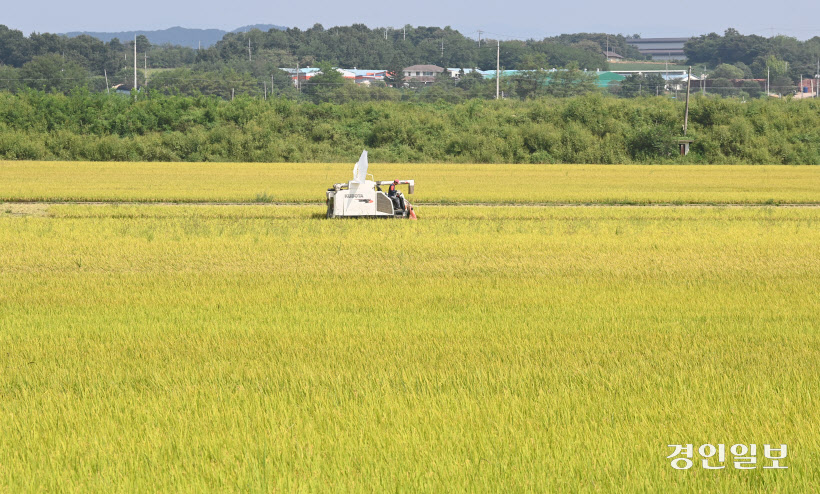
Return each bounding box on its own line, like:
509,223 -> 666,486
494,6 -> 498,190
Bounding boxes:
1,204 -> 819,491
2,161 -> 820,204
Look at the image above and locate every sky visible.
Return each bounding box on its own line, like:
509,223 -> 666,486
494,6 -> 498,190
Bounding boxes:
4,0 -> 819,40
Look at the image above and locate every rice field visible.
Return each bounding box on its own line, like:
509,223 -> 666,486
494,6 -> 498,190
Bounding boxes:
2,161 -> 820,204
1,198 -> 819,491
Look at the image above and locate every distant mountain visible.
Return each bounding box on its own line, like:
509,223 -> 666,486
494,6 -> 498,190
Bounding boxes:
62,24 -> 286,49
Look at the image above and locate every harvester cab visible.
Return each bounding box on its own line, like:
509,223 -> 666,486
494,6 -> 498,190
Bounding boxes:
326,150 -> 417,219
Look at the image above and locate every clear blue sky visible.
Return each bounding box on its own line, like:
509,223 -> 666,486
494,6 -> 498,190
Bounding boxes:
5,0 -> 819,40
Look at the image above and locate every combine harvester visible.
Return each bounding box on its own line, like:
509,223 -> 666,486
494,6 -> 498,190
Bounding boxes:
326,150 -> 417,219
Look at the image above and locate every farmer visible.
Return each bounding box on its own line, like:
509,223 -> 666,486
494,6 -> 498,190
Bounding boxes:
387,180 -> 402,210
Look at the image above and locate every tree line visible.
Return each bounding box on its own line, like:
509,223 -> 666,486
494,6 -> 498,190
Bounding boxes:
0,23 -> 622,75
0,90 -> 817,164
0,23 -> 641,97
685,29 -> 820,84
1,24 -> 818,102
172,24 -> 634,71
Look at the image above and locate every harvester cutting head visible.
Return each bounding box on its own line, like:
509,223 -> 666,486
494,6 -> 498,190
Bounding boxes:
326,150 -> 416,219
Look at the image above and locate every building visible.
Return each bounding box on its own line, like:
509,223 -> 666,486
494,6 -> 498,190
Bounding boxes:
444,68 -> 485,79
602,69 -> 700,91
403,65 -> 445,84
798,78 -> 819,98
351,69 -> 387,85
478,69 -> 523,79
335,68 -> 356,81
626,38 -> 691,61
603,51 -> 623,62
608,68 -> 690,79
281,67 -> 322,86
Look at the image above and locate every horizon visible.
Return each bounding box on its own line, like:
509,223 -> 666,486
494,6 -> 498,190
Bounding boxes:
4,0 -> 819,41
4,22 -> 818,44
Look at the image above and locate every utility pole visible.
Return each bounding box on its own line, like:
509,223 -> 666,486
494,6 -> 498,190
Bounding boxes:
133,36 -> 137,99
496,40 -> 500,99
403,26 -> 406,41
384,28 -> 387,40
478,30 -> 482,47
816,58 -> 819,97
104,69 -> 109,94
248,38 -> 252,62
683,67 -> 691,136
296,62 -> 300,94
441,40 -> 444,61
767,66 -> 770,95
816,59 -> 819,97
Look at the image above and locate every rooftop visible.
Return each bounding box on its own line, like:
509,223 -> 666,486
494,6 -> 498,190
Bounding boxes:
403,64 -> 445,72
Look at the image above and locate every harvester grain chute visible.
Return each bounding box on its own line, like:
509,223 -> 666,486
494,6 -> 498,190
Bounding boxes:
326,150 -> 417,219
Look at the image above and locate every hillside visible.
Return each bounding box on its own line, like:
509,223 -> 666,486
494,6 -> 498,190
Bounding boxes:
62,24 -> 285,48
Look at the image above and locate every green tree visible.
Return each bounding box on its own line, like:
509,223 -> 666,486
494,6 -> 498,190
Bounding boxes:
711,63 -> 744,79
135,35 -> 151,53
765,55 -> 788,77
771,75 -> 795,95
544,63 -> 598,97
269,68 -> 297,97
684,29 -> 769,67
457,70 -> 487,92
21,54 -> 88,92
112,66 -> 146,88
626,125 -> 677,160
0,25 -> 30,67
385,55 -> 407,88
508,69 -> 549,99
0,64 -> 22,92
302,61 -> 348,102
550,33 -> 644,60
739,80 -> 763,99
433,69 -> 456,88
709,77 -> 736,97
618,73 -> 664,97
733,62 -> 753,79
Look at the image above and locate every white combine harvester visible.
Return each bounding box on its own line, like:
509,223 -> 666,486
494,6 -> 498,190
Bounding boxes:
326,150 -> 417,219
